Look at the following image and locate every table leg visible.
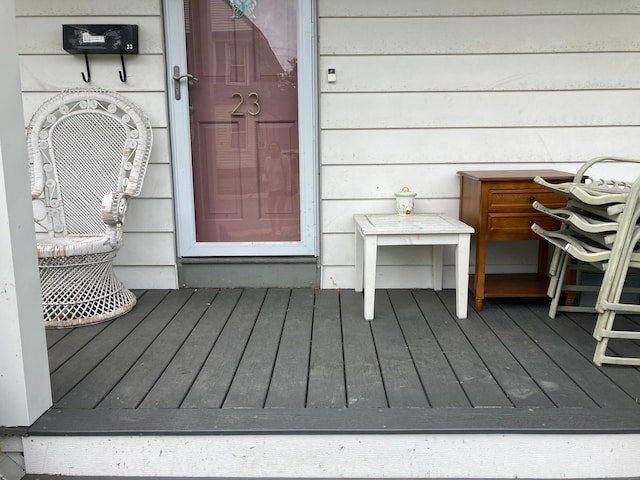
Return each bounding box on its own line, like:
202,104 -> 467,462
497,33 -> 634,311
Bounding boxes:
354,229 -> 364,292
456,233 -> 471,319
363,235 -> 377,321
432,245 -> 443,291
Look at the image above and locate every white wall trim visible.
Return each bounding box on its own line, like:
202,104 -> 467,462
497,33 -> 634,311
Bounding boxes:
24,433 -> 640,478
0,0 -> 52,427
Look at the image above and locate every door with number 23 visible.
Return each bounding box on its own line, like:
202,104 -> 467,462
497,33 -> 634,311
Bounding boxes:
186,0 -> 300,243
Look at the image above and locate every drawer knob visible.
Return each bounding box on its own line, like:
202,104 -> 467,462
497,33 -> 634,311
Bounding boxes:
529,195 -> 536,203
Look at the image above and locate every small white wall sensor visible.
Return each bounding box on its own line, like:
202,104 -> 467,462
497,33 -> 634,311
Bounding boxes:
327,68 -> 336,83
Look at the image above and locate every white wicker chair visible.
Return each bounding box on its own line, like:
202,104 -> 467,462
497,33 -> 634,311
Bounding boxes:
27,89 -> 153,328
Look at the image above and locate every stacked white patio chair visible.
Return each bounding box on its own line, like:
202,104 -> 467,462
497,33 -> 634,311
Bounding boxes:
27,89 -> 153,328
530,156 -> 640,366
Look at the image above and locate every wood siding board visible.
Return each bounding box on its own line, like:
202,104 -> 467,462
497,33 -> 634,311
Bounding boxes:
318,0 -> 640,17
320,53 -> 640,93
115,233 -> 176,266
16,0 -> 161,16
387,290 -> 471,407
223,289 -> 291,408
529,306 -> 640,402
48,289 -> 170,404
264,289 -> 314,408
114,266 -> 179,290
123,199 -> 175,233
321,128 -> 640,166
339,290 -> 388,408
55,290 -> 191,409
306,290 -> 346,407
320,92 -> 640,130
181,289 -> 267,408
319,17 -> 640,55
47,322 -> 111,373
135,163 -> 174,198
413,290 -> 512,407
20,54 -> 166,92
140,289 -> 241,409
369,291 -> 429,408
97,289 -> 219,409
499,301 -> 638,408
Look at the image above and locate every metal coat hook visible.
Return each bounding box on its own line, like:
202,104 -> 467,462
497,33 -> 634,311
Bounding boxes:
118,52 -> 127,83
81,51 -> 91,83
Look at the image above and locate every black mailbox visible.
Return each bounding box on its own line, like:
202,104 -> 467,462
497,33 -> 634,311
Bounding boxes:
62,24 -> 138,54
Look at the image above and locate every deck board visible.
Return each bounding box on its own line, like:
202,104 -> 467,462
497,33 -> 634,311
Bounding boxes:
181,288 -> 266,408
388,289 -> 470,407
140,289 -> 241,409
97,289 -> 218,409
307,290 -> 346,407
370,291 -> 429,407
340,289 -> 387,408
50,289 -> 171,404
504,300 -> 638,408
477,298 -> 595,407
414,290 -> 512,407
57,289 -> 191,408
223,289 -> 290,408
446,294 -> 554,408
40,288 -> 640,435
264,288 -> 314,408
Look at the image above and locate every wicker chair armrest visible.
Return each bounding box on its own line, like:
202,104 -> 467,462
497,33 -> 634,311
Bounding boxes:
101,191 -> 129,227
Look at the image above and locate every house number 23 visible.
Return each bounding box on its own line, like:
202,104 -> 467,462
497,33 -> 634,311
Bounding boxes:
231,92 -> 261,116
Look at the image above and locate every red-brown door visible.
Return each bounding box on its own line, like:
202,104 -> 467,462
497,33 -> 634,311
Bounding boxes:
185,0 -> 300,243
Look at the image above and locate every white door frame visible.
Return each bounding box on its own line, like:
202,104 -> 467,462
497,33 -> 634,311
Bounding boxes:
163,0 -> 318,257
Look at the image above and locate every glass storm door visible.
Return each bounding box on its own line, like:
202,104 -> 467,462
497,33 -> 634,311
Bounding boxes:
166,0 -> 317,257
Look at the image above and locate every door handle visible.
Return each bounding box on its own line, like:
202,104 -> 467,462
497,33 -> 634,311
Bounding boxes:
172,65 -> 198,100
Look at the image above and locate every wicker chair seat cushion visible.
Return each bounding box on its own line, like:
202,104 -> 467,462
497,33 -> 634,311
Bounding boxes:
36,235 -> 119,258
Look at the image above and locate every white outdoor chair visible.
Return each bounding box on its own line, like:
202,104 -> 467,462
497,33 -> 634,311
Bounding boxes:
531,156 -> 640,365
27,89 -> 153,328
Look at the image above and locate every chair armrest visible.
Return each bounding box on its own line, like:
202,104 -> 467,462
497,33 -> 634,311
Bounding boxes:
101,191 -> 128,226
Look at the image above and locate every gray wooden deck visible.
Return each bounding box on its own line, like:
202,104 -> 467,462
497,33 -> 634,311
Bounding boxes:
31,288 -> 640,435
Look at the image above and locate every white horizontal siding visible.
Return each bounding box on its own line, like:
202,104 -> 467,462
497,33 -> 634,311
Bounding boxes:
320,16 -> 640,55
20,54 -> 166,91
321,91 -> 640,129
318,2 -> 640,289
319,0 -> 640,16
322,162 -> 579,200
18,0 -> 177,289
15,0 -> 161,16
115,233 -> 176,265
115,266 -> 179,290
320,53 -> 640,93
124,199 -> 175,232
321,128 -> 640,166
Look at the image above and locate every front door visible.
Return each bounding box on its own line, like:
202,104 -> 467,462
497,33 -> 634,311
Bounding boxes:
165,0 -> 317,256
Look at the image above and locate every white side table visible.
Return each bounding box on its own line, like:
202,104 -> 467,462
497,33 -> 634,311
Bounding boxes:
354,213 -> 474,320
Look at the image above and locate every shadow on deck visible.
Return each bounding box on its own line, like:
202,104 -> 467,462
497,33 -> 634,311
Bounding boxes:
32,288 -> 640,435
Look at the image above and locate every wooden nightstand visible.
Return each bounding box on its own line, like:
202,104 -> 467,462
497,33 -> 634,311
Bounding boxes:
458,170 -> 574,311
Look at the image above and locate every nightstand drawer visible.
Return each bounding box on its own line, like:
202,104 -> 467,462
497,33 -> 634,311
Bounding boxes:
488,189 -> 566,212
487,213 -> 561,240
